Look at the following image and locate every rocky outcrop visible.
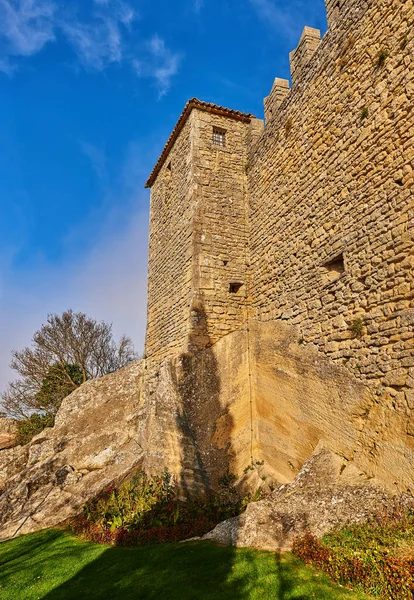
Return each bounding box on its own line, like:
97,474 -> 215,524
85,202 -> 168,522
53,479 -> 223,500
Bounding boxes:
0,417 -> 17,450
204,447 -> 413,551
0,445 -> 29,491
0,363 -> 148,540
0,321 -> 412,541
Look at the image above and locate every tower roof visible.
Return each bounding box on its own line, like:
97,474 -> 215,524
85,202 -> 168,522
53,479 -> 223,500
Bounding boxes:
144,98 -> 255,188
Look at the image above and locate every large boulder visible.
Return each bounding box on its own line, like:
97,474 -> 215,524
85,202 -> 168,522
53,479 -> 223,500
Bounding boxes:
203,447 -> 413,551
0,363 -> 147,540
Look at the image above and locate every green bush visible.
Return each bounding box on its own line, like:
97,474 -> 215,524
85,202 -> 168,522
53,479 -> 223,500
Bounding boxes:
72,470 -> 260,546
349,317 -> 364,338
15,413 -> 55,445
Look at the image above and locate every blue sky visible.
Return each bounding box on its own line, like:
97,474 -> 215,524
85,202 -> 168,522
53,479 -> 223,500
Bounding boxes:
0,0 -> 327,392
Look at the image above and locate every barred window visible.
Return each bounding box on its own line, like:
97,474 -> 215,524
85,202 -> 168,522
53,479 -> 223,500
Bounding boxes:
212,127 -> 226,147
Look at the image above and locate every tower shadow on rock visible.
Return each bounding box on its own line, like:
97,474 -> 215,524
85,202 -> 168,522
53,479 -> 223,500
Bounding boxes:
174,300 -> 236,496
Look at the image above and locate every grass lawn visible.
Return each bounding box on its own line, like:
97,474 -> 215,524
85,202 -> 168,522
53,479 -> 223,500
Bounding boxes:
0,529 -> 372,600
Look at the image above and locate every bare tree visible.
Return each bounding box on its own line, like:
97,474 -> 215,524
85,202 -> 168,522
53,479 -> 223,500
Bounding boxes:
2,310 -> 139,419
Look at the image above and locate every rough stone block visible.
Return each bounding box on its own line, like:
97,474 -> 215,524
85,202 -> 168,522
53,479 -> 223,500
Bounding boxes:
289,27 -> 321,86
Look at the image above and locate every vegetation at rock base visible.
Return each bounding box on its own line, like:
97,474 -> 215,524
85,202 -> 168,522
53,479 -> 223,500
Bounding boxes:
1,310 -> 138,443
72,470 -> 260,546
0,529 -> 371,600
15,412 -> 55,446
292,505 -> 414,600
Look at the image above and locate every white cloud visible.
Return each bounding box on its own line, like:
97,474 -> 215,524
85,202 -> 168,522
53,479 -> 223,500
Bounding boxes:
133,34 -> 182,98
79,140 -> 108,180
249,0 -> 322,40
0,0 -> 180,95
60,16 -> 123,70
249,0 -> 294,33
0,0 -> 56,64
115,2 -> 135,26
0,56 -> 16,74
0,204 -> 149,396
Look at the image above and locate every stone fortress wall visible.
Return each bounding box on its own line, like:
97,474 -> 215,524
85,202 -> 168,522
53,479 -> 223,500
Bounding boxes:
143,0 -> 413,491
145,113 -> 194,360
2,0 -> 413,542
249,0 -> 413,428
145,100 -> 263,359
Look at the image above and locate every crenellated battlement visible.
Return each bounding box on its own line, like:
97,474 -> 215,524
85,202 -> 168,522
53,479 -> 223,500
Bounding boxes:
289,26 -> 321,87
264,78 -> 290,125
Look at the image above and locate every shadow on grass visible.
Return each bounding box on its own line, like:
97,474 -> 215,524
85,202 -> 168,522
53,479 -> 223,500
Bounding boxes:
40,540 -> 310,600
0,528 -> 368,600
40,539 -> 243,600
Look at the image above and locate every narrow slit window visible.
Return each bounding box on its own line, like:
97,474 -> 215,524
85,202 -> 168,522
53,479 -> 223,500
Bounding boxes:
165,161 -> 172,182
212,127 -> 226,147
322,253 -> 345,283
229,282 -> 243,294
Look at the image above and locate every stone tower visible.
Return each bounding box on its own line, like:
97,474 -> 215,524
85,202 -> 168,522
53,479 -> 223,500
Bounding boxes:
145,99 -> 263,360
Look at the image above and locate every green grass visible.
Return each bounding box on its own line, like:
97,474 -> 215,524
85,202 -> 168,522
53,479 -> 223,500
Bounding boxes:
0,529 -> 372,600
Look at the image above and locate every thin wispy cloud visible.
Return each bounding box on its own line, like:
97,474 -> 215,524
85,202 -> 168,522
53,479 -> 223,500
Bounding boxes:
60,16 -> 123,70
148,35 -> 182,98
249,0 -> 321,40
0,56 -> 16,74
132,35 -> 182,98
0,138 -> 152,396
0,0 -> 180,95
79,141 -> 108,181
0,0 -> 56,57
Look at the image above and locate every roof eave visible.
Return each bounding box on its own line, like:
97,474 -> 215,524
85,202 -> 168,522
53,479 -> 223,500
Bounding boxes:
144,98 -> 254,188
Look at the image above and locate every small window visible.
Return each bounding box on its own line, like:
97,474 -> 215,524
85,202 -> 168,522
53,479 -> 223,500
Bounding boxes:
325,254 -> 345,274
212,127 -> 226,147
322,253 -> 345,283
165,161 -> 172,182
229,282 -> 243,294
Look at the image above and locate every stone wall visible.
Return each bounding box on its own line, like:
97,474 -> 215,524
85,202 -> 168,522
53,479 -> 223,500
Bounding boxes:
248,0 -> 413,433
189,111 -> 251,349
145,104 -> 262,359
145,114 -> 194,360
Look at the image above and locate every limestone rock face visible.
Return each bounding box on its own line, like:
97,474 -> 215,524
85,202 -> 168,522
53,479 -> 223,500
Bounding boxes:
0,445 -> 29,490
0,320 -> 412,541
0,418 -> 17,451
0,363 -> 146,540
204,448 -> 412,551
249,321 -> 414,492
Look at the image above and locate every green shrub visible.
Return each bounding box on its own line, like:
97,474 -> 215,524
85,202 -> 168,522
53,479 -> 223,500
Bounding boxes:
292,506 -> 414,600
72,470 -> 260,546
376,49 -> 389,68
15,413 -> 55,445
349,317 -> 364,338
